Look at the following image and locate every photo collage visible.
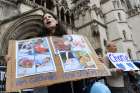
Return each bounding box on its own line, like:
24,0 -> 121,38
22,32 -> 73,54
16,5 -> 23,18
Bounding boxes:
16,37 -> 56,78
51,35 -> 97,72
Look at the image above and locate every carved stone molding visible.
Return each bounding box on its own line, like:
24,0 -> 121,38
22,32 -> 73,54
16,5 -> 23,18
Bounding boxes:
0,0 -> 19,21
72,0 -> 90,18
0,0 -> 18,6
0,15 -> 43,55
91,4 -> 104,17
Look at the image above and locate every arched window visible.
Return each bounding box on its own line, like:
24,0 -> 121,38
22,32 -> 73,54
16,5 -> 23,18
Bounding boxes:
66,11 -> 70,24
71,13 -> 75,26
112,0 -> 120,9
122,30 -> 126,40
92,25 -> 101,50
35,0 -> 41,5
41,0 -> 45,6
46,0 -> 54,10
120,0 -> 125,4
92,30 -> 99,37
118,12 -> 122,21
113,0 -> 117,9
116,0 -> 120,8
104,39 -> 107,46
127,49 -> 132,59
131,34 -> 133,40
60,8 -> 65,22
0,6 -> 3,18
56,6 -> 59,18
125,0 -> 132,9
120,0 -> 127,7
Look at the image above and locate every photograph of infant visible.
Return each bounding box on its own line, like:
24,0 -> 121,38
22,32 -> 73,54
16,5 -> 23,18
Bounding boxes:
16,55 -> 36,78
33,38 -> 50,54
17,40 -> 33,56
59,51 -> 97,72
35,54 -> 56,73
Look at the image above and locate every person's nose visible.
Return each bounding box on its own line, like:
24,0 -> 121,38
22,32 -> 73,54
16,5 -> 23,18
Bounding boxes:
44,16 -> 49,21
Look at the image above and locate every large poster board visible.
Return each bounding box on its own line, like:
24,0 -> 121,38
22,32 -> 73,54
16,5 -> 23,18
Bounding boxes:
107,53 -> 139,71
6,35 -> 111,92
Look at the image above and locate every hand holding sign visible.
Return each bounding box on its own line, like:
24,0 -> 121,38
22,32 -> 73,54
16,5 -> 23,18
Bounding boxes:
116,68 -> 123,75
107,53 -> 139,71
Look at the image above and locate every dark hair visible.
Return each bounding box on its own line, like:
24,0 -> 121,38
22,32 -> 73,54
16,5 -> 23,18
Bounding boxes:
41,11 -> 67,37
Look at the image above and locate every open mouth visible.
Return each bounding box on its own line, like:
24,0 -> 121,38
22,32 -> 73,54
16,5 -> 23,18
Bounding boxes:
47,21 -> 51,25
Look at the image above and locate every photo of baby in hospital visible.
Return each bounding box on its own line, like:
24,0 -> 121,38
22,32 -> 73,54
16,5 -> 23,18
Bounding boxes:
59,51 -> 84,72
33,38 -> 49,54
35,54 -> 56,73
59,50 -> 97,72
17,40 -> 33,55
63,35 -> 90,52
50,36 -> 71,54
75,51 -> 97,69
16,55 -> 36,78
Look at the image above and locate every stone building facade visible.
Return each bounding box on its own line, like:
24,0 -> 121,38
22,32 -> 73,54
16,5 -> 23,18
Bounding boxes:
101,0 -> 140,60
0,0 -> 140,91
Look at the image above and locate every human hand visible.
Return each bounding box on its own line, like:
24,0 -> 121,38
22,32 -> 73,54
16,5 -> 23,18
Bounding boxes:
128,70 -> 136,76
5,55 -> 11,63
116,68 -> 123,74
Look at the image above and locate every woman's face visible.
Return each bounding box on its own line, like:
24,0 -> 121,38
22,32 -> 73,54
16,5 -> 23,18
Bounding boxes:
43,13 -> 58,30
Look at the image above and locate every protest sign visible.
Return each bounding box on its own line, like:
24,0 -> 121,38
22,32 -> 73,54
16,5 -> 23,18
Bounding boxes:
107,53 -> 139,71
6,35 -> 111,92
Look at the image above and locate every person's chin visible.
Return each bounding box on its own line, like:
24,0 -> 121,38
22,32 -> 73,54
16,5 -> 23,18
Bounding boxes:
47,25 -> 53,29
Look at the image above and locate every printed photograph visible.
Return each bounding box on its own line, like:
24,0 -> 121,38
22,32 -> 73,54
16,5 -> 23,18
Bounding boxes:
17,40 -> 33,56
59,51 -> 97,72
75,51 -> 97,69
35,54 -> 56,73
63,35 -> 90,52
33,38 -> 50,54
59,51 -> 84,72
51,35 -> 91,54
16,55 -> 36,78
50,36 -> 71,54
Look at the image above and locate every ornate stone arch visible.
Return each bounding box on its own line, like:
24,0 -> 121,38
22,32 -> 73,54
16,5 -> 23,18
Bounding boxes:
1,15 -> 44,55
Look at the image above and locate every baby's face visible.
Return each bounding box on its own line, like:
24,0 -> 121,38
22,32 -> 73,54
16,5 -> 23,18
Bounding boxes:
44,57 -> 50,63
